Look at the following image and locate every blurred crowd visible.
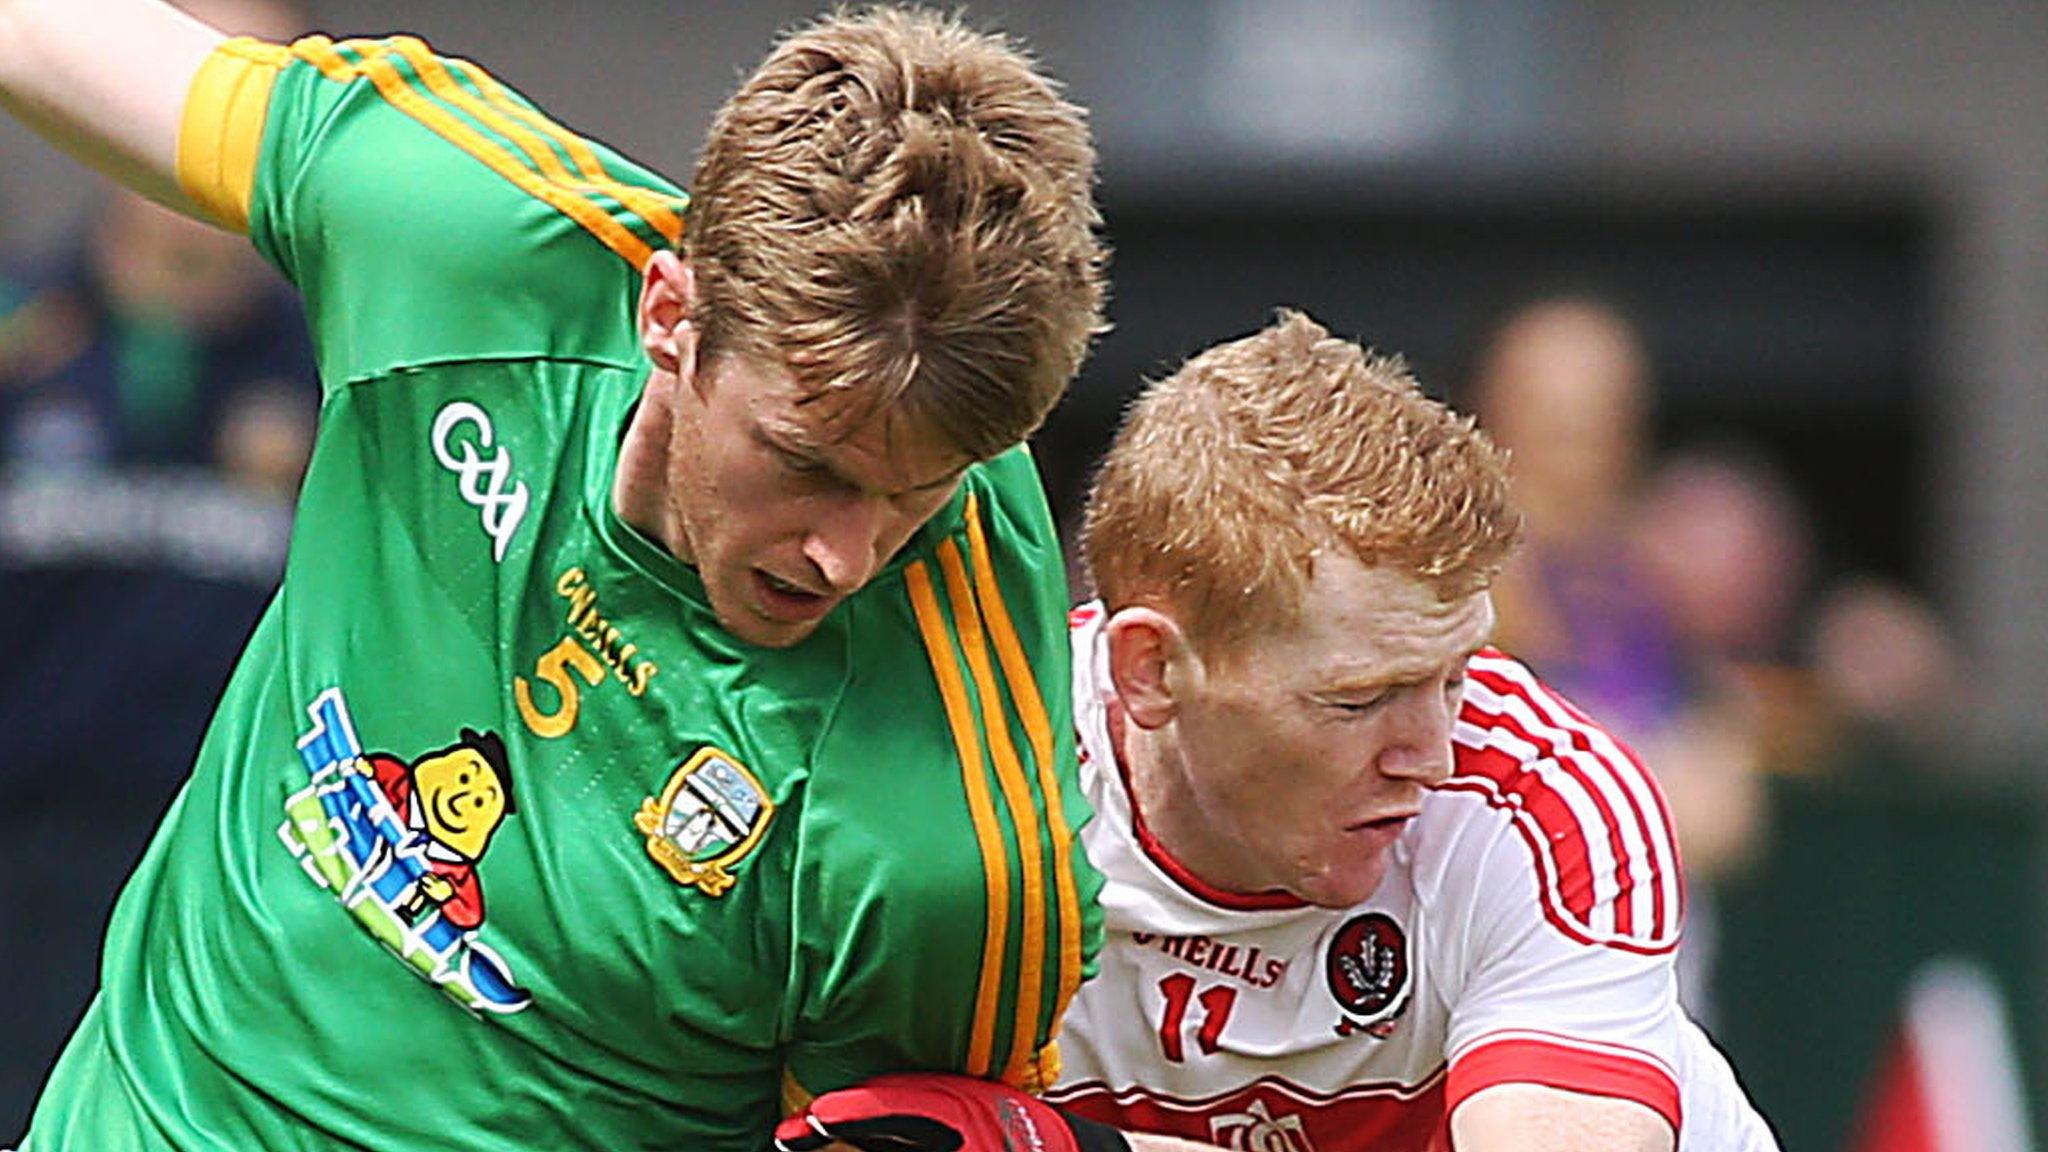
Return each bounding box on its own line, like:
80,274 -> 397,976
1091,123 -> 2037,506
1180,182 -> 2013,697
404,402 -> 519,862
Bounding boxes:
0,0 -> 320,1129
1464,296 -> 1970,1026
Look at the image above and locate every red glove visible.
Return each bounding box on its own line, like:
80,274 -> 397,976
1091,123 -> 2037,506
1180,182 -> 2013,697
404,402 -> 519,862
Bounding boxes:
774,1073 -> 1132,1152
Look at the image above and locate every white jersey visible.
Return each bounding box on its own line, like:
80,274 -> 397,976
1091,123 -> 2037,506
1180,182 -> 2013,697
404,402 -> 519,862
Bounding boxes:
1048,604 -> 1777,1152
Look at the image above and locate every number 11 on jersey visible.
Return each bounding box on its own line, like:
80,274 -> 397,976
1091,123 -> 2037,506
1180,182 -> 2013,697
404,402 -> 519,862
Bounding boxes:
1158,973 -> 1238,1062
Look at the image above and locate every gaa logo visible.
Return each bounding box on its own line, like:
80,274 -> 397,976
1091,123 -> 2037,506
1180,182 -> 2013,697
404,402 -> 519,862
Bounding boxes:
1325,912 -> 1410,1028
432,400 -> 530,562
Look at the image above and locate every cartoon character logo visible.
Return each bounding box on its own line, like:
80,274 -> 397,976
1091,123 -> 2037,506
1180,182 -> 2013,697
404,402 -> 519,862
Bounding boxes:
278,688 -> 532,1015
351,729 -> 515,929
1326,912 -> 1410,1038
634,746 -> 774,897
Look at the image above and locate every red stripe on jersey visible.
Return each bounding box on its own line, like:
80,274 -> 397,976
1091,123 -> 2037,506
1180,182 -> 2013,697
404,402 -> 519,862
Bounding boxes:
1468,659 -> 1664,938
1480,653 -> 1684,941
1445,742 -> 1598,923
1444,650 -> 1682,954
1051,1071 -> 1449,1152
1431,775 -> 1622,952
1458,701 -> 1634,933
1449,1034 -> 1681,1133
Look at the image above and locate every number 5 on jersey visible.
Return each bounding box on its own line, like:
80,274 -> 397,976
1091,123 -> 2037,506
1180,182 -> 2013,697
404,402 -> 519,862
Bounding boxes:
515,637 -> 603,738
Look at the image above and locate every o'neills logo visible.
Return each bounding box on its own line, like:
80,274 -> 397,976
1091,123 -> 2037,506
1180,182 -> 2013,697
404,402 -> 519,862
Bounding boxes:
998,1097 -> 1047,1152
1325,913 -> 1410,1027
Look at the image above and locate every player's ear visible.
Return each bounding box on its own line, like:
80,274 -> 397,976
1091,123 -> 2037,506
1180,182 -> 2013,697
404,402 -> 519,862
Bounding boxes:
1105,607 -> 1192,729
637,249 -> 699,380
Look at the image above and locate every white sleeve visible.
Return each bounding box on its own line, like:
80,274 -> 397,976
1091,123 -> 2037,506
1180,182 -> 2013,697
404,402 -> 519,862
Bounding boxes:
1432,803 -> 1685,1131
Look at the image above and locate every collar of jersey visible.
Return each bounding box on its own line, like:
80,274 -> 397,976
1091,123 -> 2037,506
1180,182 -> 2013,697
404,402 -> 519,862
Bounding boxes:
1105,696 -> 1309,912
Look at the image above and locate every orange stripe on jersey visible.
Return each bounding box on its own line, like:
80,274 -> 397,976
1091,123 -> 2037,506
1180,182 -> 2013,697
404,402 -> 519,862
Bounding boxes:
962,496 -> 1085,1047
385,38 -> 684,250
937,536 -> 1049,1084
779,1069 -> 815,1117
177,38 -> 293,232
447,57 -> 684,245
907,560 -> 1008,1078
289,34 -> 356,83
288,36 -> 660,269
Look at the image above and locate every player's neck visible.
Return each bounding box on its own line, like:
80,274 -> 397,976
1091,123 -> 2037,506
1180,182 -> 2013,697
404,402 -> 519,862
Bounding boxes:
1123,725 -> 1270,898
614,368 -> 692,563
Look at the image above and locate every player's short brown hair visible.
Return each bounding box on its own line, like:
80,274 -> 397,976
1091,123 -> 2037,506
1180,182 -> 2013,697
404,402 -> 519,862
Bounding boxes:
684,5 -> 1107,459
1083,311 -> 1522,658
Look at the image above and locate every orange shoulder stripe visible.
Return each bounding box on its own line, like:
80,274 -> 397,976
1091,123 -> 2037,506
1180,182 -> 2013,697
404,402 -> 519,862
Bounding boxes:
907,560 -> 1009,1078
936,530 -> 1050,1084
387,39 -> 683,247
446,55 -> 683,244
288,35 -> 660,269
963,498 -> 1086,1043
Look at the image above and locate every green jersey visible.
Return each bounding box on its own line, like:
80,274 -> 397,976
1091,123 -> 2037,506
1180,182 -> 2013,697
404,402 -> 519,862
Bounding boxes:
26,34 -> 1099,1152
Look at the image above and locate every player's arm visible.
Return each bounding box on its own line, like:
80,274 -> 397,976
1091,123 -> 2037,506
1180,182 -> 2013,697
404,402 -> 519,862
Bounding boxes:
1452,1082 -> 1674,1152
778,1074 -> 1226,1152
0,0 -> 225,216
1434,653 -> 1695,1148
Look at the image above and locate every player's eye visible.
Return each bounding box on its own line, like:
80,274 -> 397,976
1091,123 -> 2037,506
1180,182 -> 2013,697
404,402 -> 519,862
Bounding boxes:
768,441 -> 828,477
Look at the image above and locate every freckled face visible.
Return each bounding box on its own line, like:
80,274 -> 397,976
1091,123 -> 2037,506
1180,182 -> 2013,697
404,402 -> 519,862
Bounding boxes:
664,354 -> 970,648
1157,555 -> 1495,908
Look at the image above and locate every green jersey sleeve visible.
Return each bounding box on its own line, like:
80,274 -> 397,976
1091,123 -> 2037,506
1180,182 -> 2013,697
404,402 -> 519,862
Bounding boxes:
176,34 -> 688,391
784,448 -> 1106,1101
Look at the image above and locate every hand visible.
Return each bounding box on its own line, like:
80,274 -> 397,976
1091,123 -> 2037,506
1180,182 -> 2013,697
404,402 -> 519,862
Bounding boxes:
418,873 -> 455,902
775,1073 -> 1130,1152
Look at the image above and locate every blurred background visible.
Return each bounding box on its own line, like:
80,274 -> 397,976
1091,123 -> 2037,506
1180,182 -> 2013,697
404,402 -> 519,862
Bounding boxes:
0,2 -> 2041,1148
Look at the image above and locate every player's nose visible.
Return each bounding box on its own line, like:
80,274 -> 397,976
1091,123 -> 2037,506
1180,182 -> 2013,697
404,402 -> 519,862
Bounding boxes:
802,495 -> 892,594
1376,691 -> 1456,785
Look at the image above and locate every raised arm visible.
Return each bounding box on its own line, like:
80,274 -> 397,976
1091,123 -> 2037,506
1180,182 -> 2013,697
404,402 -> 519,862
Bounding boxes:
0,0 -> 226,217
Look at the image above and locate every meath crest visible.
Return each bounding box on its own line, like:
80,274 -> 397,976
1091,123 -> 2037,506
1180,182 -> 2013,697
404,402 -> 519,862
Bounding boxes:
635,746 -> 774,896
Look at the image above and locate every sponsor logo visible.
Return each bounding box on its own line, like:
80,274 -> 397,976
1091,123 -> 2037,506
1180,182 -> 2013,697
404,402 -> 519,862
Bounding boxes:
1325,912 -> 1410,1036
1132,932 -> 1288,988
432,400 -> 529,562
1211,1100 -> 1315,1152
277,688 -> 532,1015
554,567 -> 658,695
635,747 -> 774,896
998,1097 -> 1047,1152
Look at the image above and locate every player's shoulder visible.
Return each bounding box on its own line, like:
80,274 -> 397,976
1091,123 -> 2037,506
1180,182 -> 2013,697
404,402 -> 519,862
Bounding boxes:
1447,648 -> 1649,783
961,446 -> 1059,544
887,448 -> 1066,639
240,35 -> 686,381
1427,648 -> 1685,953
